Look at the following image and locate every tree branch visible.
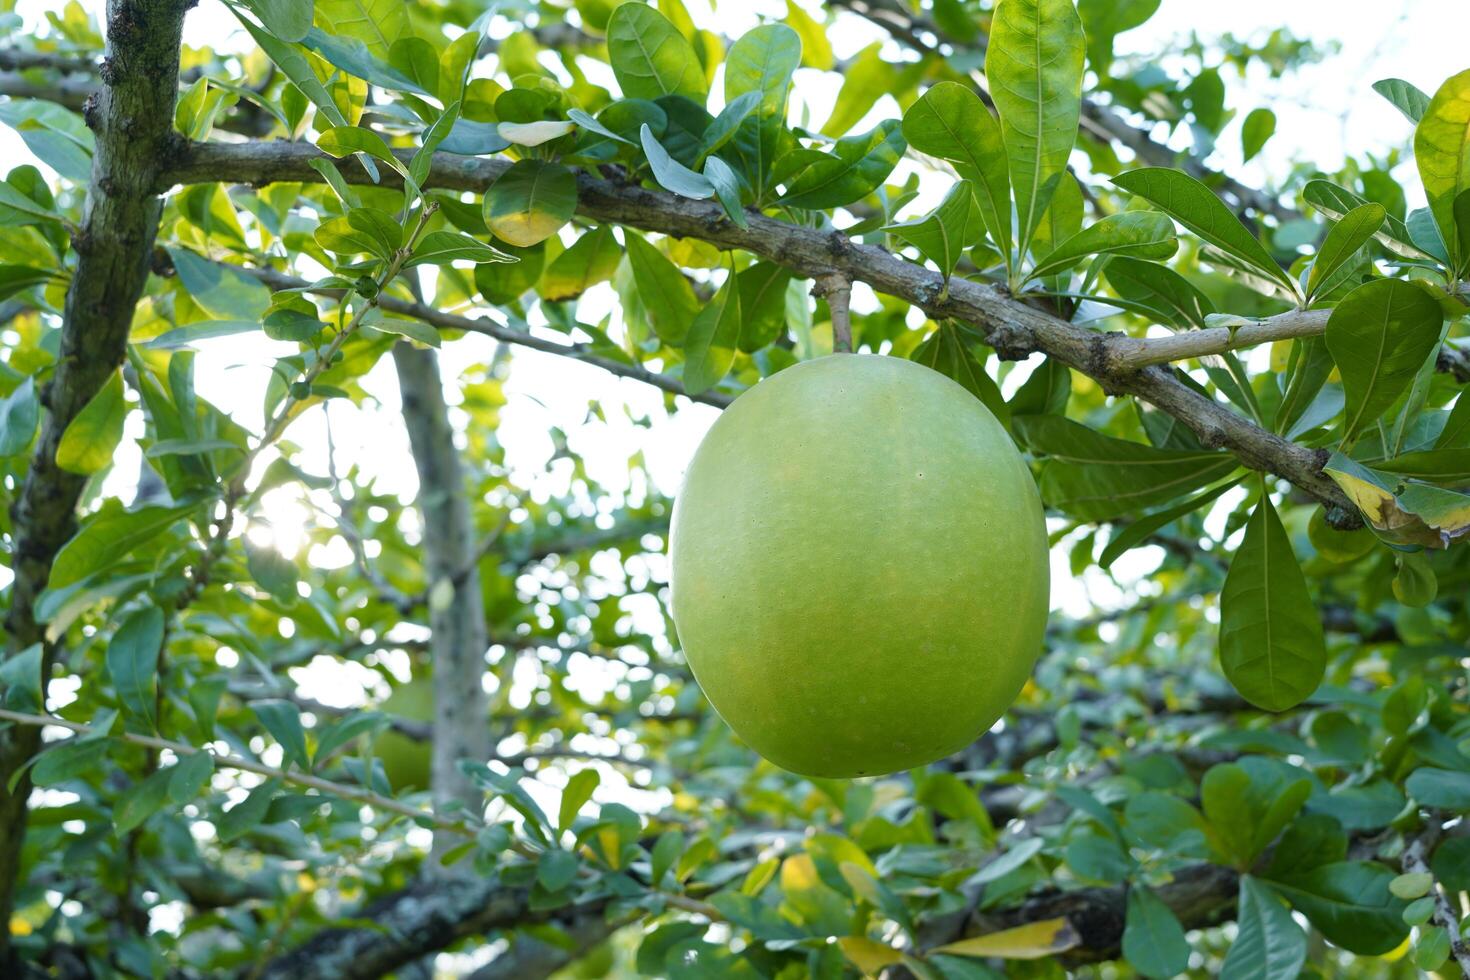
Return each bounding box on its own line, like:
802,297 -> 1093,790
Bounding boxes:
158,142 -> 1356,517
1401,829 -> 1470,977
203,259 -> 733,408
392,340 -> 494,861
0,1 -> 191,963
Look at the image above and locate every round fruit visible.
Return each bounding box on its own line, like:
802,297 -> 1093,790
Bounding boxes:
375,678 -> 433,791
668,354 -> 1049,778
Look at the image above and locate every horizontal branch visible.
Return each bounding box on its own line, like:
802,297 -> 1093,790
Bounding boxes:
254,876 -> 610,980
159,141 -> 1354,516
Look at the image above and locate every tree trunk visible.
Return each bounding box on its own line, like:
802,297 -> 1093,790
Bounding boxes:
0,0 -> 189,963
392,343 -> 491,863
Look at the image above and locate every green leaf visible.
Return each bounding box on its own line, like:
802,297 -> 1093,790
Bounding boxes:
219,779 -> 281,842
1104,257 -> 1214,329
558,768 -> 600,834
625,232 -> 699,345
1303,178 -> 1433,261
1218,493 -> 1326,712
50,500 -> 192,591
1414,68 -> 1470,271
1077,0 -> 1158,75
317,126 -> 410,182
0,265 -> 59,302
0,644 -> 43,713
820,42 -> 900,138
911,322 -> 1008,424
734,261 -> 790,351
683,269 -> 742,395
232,13 -> 352,143
901,82 -> 1012,263
1221,877 -> 1307,980
606,3 -> 707,104
168,751 -> 215,804
410,101 -> 460,187
986,0 -> 1085,256
57,370 -> 125,476
32,738 -> 111,788
166,246 -> 271,320
650,829 -> 684,888
1202,761 -> 1311,867
107,606 -> 163,730
641,124 -> 714,198
1405,767 -> 1470,809
363,314 -> 440,348
252,699 -> 310,771
0,377 -> 39,457
1013,415 -> 1238,520
1112,168 -> 1296,293
114,765 -> 175,834
484,160 -> 577,248
314,0 -> 404,59
1270,862 -> 1409,955
725,24 -> 800,117
778,120 -> 906,209
1373,78 -> 1430,124
885,181 -> 982,282
1305,203 -> 1385,300
1029,211 -> 1177,281
244,0 -> 312,42
541,226 -> 622,301
1241,107 -> 1276,162
1098,479 -> 1238,570
405,230 -> 515,268
1121,886 -> 1189,979
703,156 -> 748,227
1323,278 -> 1444,444
537,848 -> 579,892
245,541 -> 300,603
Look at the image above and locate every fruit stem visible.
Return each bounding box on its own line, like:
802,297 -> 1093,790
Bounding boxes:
814,272 -> 853,353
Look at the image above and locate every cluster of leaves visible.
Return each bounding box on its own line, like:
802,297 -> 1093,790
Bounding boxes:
0,0 -> 1468,977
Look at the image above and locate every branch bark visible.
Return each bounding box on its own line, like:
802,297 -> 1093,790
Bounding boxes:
1401,830 -> 1470,977
159,142 -> 1355,517
252,875 -> 609,980
392,343 -> 493,862
0,1 -> 190,964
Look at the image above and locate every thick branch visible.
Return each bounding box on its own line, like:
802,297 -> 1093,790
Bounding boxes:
0,1 -> 190,963
966,863 -> 1240,964
253,875 -> 610,980
159,142 -> 1353,515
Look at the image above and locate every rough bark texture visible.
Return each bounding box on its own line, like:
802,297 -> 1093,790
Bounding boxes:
392,343 -> 493,858
161,141 -> 1357,517
465,910 -> 623,980
253,876 -> 607,980
0,0 -> 188,964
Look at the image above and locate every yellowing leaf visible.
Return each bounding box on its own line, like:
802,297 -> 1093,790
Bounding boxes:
932,917 -> 1081,959
837,937 -> 904,977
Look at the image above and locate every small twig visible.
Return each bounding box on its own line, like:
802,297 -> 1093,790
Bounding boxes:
0,707 -> 456,830
813,272 -> 854,353
1402,830 -> 1470,977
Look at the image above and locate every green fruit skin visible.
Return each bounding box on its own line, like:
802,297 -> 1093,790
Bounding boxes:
669,355 -> 1049,779
376,678 -> 433,791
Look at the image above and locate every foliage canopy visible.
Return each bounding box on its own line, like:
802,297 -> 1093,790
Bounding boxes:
0,0 -> 1467,977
